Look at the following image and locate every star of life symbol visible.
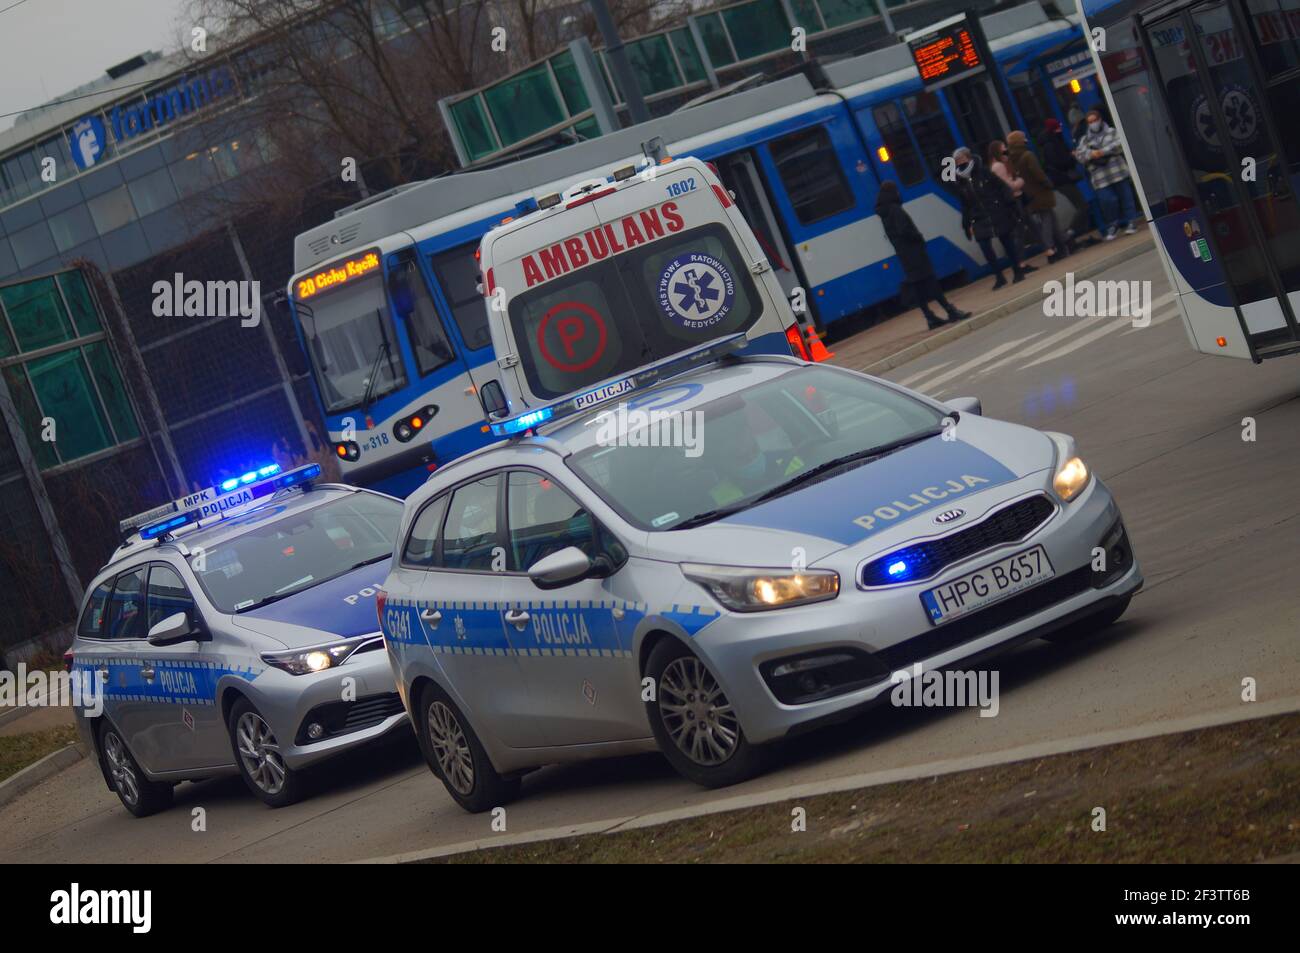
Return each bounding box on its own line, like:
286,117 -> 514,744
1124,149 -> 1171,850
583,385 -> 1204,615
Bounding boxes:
454,614 -> 466,639
674,266 -> 722,317
659,252 -> 734,329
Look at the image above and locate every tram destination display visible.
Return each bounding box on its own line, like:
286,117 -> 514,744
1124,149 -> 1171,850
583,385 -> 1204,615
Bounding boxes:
907,13 -> 987,91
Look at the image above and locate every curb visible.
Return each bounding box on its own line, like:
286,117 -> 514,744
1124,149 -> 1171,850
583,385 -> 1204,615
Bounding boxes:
860,237 -> 1155,376
358,694 -> 1300,864
0,743 -> 85,809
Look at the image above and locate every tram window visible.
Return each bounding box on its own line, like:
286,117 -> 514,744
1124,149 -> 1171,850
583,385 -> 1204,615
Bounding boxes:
401,260 -> 456,378
1245,0 -> 1300,78
430,245 -> 492,351
769,127 -> 855,224
902,93 -> 958,186
1009,75 -> 1058,140
871,103 -> 925,186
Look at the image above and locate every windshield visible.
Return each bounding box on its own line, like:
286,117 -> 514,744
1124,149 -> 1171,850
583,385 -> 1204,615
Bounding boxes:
566,366 -> 946,530
509,223 -> 762,399
296,274 -> 407,413
192,493 -> 402,612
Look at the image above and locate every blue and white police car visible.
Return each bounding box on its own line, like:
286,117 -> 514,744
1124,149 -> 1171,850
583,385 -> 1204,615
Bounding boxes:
379,336 -> 1142,812
70,464 -> 409,816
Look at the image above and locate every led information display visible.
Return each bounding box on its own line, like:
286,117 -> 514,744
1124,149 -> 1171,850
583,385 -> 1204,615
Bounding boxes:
907,14 -> 986,90
294,248 -> 382,300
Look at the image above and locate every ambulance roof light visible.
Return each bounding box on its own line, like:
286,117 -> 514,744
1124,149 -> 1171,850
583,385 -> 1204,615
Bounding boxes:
612,164 -> 636,181
514,197 -> 539,217
537,192 -> 562,209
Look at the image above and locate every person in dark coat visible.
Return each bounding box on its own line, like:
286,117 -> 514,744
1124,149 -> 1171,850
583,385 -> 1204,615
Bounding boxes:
876,180 -> 971,330
1037,118 -> 1090,240
1006,130 -> 1069,263
953,146 -> 1026,289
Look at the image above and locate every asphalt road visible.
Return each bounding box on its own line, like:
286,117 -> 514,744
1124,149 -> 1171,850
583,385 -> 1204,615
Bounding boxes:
4,246 -> 1297,863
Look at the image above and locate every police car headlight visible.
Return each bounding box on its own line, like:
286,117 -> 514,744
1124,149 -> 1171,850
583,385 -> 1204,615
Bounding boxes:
1053,456 -> 1091,502
682,564 -> 839,612
261,639 -> 364,675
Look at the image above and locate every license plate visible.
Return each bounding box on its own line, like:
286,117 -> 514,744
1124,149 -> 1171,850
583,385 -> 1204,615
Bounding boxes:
920,546 -> 1055,625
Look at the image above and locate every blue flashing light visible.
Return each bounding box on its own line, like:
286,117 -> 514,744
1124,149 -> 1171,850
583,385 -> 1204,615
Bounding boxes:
492,406 -> 553,436
220,463 -> 280,493
887,560 -> 909,578
141,513 -> 192,540
515,197 -> 539,216
274,463 -> 321,488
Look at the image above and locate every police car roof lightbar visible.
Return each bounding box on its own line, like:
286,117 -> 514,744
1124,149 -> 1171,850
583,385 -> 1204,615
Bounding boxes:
489,333 -> 747,438
118,463 -> 323,541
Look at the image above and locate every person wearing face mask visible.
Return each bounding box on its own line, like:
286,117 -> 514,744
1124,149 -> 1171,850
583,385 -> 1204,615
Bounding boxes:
953,146 -> 1026,289
987,140 -> 1024,198
1073,108 -> 1139,241
705,423 -> 804,508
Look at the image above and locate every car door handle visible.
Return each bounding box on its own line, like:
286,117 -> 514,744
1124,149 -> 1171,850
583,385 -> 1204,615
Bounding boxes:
139,665 -> 156,681
420,608 -> 442,627
504,609 -> 530,629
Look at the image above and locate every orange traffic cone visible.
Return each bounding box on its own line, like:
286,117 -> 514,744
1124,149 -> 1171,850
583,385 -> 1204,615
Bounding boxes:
806,325 -> 834,361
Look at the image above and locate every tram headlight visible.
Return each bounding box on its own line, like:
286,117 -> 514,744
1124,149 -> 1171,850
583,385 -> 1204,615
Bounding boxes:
393,406 -> 437,443
335,441 -> 360,462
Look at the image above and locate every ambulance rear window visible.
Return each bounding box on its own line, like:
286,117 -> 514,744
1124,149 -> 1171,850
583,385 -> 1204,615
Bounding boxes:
508,223 -> 761,400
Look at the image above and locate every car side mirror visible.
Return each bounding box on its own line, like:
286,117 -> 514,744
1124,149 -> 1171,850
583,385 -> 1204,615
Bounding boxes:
527,546 -> 592,590
480,379 -> 508,420
947,396 -> 982,417
147,611 -> 197,646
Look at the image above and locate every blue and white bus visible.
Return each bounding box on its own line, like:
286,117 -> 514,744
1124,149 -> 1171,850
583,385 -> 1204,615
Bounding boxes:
288,2 -> 1096,497
1078,0 -> 1300,362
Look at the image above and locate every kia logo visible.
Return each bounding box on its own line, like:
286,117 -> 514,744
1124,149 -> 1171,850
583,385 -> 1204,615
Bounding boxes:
933,509 -> 965,524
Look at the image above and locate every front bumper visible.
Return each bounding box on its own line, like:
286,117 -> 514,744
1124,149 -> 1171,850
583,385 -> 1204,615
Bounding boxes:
691,478 -> 1142,745
241,642 -> 411,769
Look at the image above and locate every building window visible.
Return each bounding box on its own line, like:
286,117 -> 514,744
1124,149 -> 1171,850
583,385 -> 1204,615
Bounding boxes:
770,126 -> 855,224
0,271 -> 141,469
87,185 -> 137,235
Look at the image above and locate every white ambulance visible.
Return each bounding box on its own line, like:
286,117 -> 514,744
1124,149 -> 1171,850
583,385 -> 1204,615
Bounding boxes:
476,154 -> 816,417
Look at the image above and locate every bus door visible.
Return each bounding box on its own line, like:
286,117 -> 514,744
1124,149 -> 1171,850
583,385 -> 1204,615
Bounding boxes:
1141,0 -> 1300,353
713,151 -> 804,302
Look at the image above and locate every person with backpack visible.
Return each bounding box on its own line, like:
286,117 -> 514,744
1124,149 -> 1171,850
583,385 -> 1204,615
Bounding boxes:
1007,129 -> 1070,263
876,180 -> 972,330
953,146 -> 1027,289
1073,107 -> 1139,240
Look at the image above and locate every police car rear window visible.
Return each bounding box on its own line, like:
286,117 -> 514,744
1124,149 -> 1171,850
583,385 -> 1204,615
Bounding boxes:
508,223 -> 761,400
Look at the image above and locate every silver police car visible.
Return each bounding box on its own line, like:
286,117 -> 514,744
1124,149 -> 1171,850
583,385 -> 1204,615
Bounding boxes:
71,465 -> 409,816
380,352 -> 1142,812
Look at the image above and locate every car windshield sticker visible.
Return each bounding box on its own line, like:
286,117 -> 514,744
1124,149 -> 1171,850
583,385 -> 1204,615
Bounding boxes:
536,300 -> 607,373
658,253 -> 735,331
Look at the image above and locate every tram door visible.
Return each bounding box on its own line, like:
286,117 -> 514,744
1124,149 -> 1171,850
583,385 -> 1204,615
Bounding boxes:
713,151 -> 805,301
1142,0 -> 1300,351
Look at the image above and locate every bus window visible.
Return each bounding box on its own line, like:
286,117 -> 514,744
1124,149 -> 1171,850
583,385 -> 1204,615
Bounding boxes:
872,103 -> 925,186
768,127 -> 855,224
297,275 -> 407,413
430,244 -> 492,351
398,258 -> 456,377
902,92 -> 958,186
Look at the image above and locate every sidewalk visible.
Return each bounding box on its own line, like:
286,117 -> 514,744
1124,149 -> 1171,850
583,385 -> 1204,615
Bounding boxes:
825,231 -> 1154,374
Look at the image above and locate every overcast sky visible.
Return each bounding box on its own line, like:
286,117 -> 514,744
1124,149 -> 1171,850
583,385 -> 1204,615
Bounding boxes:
0,0 -> 193,132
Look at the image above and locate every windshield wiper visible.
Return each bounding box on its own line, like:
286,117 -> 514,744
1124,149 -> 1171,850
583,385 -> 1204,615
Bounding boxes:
234,590 -> 302,613
669,501 -> 754,531
346,553 -> 390,571
360,336 -> 390,415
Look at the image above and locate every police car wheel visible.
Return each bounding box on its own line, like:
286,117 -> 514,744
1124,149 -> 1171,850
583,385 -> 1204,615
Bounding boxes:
644,639 -> 767,788
1042,596 -> 1131,644
100,722 -> 173,818
416,683 -> 519,813
228,698 -> 303,808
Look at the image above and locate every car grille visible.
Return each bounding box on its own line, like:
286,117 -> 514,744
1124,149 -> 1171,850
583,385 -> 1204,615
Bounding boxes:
875,565 -> 1094,672
296,692 -> 406,744
860,495 -> 1056,587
